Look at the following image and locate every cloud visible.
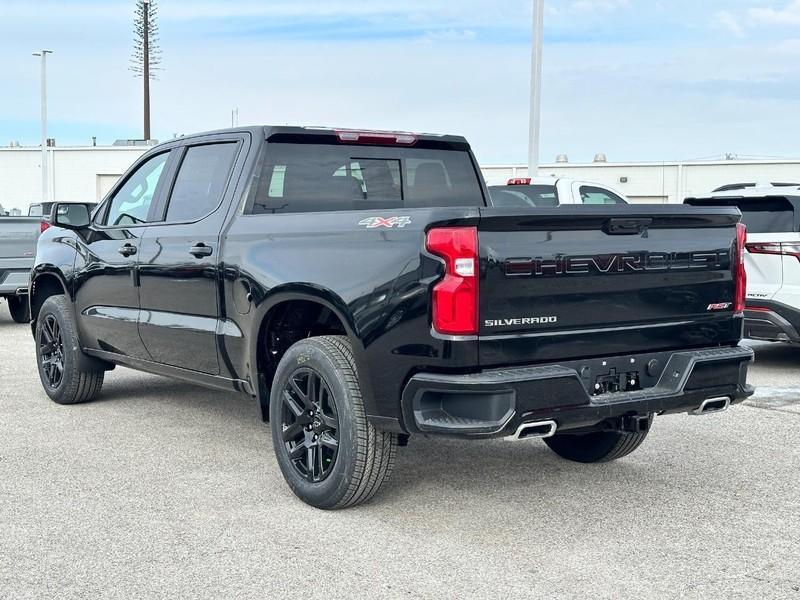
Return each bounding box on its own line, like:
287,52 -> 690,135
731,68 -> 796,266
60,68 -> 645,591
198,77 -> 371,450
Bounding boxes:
417,29 -> 477,43
713,10 -> 745,37
547,0 -> 631,16
749,1 -> 800,26
569,0 -> 631,13
3,0 -> 800,168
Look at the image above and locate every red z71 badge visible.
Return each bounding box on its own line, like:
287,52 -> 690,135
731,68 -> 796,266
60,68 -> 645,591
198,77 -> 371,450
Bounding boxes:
358,216 -> 412,229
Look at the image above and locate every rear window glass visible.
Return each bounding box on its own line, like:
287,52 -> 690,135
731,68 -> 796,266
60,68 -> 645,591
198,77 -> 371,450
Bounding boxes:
29,202 -> 54,217
249,143 -> 484,214
488,185 -> 558,207
165,143 -> 238,222
686,197 -> 798,233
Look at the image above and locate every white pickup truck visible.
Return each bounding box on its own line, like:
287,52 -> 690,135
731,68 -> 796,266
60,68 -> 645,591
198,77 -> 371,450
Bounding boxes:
487,176 -> 629,207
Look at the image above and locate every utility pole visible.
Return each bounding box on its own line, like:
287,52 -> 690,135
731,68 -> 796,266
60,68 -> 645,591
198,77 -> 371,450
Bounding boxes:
528,0 -> 544,178
143,0 -> 150,140
33,50 -> 53,203
131,0 -> 160,141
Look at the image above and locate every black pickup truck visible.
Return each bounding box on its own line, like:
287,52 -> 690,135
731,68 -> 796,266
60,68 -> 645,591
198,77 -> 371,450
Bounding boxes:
31,126 -> 753,509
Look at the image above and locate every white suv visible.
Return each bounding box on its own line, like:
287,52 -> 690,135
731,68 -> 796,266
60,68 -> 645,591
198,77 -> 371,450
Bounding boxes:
686,186 -> 800,344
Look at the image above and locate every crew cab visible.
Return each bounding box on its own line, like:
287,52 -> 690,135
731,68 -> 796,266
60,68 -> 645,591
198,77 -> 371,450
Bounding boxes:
31,126 -> 752,509
686,186 -> 800,344
488,176 -> 629,207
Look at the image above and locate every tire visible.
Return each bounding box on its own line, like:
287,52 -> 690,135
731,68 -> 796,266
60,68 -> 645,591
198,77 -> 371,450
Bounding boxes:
269,335 -> 397,509
7,296 -> 30,324
35,294 -> 104,405
544,417 -> 653,463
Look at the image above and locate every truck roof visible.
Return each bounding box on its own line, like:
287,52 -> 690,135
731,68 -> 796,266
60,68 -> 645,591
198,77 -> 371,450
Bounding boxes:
163,126 -> 471,150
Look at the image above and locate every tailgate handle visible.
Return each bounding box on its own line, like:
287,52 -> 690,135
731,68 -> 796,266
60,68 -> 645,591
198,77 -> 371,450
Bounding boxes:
604,218 -> 652,235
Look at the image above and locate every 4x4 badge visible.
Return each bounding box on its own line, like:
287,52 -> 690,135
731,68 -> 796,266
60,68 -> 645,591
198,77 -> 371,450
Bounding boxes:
358,216 -> 412,229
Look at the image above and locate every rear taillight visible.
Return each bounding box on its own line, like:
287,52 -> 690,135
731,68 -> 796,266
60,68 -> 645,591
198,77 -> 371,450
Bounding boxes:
40,220 -> 50,233
734,223 -> 747,313
425,227 -> 479,335
507,178 -> 532,185
746,241 -> 800,262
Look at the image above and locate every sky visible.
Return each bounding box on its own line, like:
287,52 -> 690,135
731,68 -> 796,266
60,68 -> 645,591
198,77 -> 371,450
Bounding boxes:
1,0 -> 799,165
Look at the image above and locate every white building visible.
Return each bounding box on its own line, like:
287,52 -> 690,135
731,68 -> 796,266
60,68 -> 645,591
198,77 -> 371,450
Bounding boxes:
2,144 -> 800,213
0,145 -> 148,214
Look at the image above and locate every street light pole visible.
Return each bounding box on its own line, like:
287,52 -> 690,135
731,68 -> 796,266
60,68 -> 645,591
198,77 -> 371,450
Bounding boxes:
528,0 -> 544,178
33,50 -> 53,203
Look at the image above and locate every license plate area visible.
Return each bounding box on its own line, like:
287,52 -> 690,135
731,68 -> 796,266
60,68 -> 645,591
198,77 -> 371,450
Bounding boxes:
563,353 -> 671,396
593,369 -> 641,395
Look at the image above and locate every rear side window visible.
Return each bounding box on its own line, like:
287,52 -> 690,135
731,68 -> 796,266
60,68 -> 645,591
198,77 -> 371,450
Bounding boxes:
165,143 -> 238,222
250,143 -> 484,214
488,185 -> 558,207
28,204 -> 44,217
579,186 -> 626,205
686,197 -> 798,233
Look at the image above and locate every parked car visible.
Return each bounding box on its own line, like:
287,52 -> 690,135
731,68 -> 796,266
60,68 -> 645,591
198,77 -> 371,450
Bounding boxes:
711,182 -> 800,194
686,185 -> 800,344
488,176 -> 629,207
31,126 -> 752,509
0,214 -> 40,322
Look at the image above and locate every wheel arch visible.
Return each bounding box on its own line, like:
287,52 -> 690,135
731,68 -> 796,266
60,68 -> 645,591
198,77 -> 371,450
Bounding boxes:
29,268 -> 71,336
29,269 -> 114,372
248,284 -> 374,421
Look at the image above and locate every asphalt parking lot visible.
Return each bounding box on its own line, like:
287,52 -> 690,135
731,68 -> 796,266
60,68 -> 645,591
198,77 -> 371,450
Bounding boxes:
1,305 -> 798,599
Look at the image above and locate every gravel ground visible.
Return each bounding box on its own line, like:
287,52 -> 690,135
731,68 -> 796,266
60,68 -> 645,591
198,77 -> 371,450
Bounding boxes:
1,305 -> 798,599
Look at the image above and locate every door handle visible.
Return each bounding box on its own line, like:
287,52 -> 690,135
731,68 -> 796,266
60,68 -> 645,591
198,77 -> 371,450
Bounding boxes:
118,243 -> 137,257
189,243 -> 213,258
603,218 -> 653,235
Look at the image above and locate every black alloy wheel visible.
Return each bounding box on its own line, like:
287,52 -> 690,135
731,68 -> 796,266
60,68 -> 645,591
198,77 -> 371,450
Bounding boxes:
280,368 -> 340,483
38,313 -> 65,389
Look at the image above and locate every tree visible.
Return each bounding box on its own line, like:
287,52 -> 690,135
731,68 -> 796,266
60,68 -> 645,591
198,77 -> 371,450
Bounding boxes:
130,0 -> 162,140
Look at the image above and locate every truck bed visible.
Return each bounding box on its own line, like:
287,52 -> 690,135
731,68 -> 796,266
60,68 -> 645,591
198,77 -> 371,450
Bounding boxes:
0,216 -> 40,296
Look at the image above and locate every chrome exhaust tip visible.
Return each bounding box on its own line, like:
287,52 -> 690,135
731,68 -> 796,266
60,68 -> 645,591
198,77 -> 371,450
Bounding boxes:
691,396 -> 731,416
505,420 -> 558,441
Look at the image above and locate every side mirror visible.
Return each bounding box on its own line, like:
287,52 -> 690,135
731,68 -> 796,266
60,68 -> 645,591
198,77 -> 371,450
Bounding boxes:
51,203 -> 91,230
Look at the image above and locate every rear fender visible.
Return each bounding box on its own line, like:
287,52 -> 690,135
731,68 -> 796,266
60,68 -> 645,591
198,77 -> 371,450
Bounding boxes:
247,285 -> 378,416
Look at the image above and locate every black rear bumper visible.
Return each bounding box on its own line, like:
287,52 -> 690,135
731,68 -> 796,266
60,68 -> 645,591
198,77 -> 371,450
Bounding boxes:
401,346 -> 754,437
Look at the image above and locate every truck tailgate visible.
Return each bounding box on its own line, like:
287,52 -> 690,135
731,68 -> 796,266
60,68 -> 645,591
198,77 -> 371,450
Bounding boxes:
0,217 -> 39,259
478,206 -> 743,366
